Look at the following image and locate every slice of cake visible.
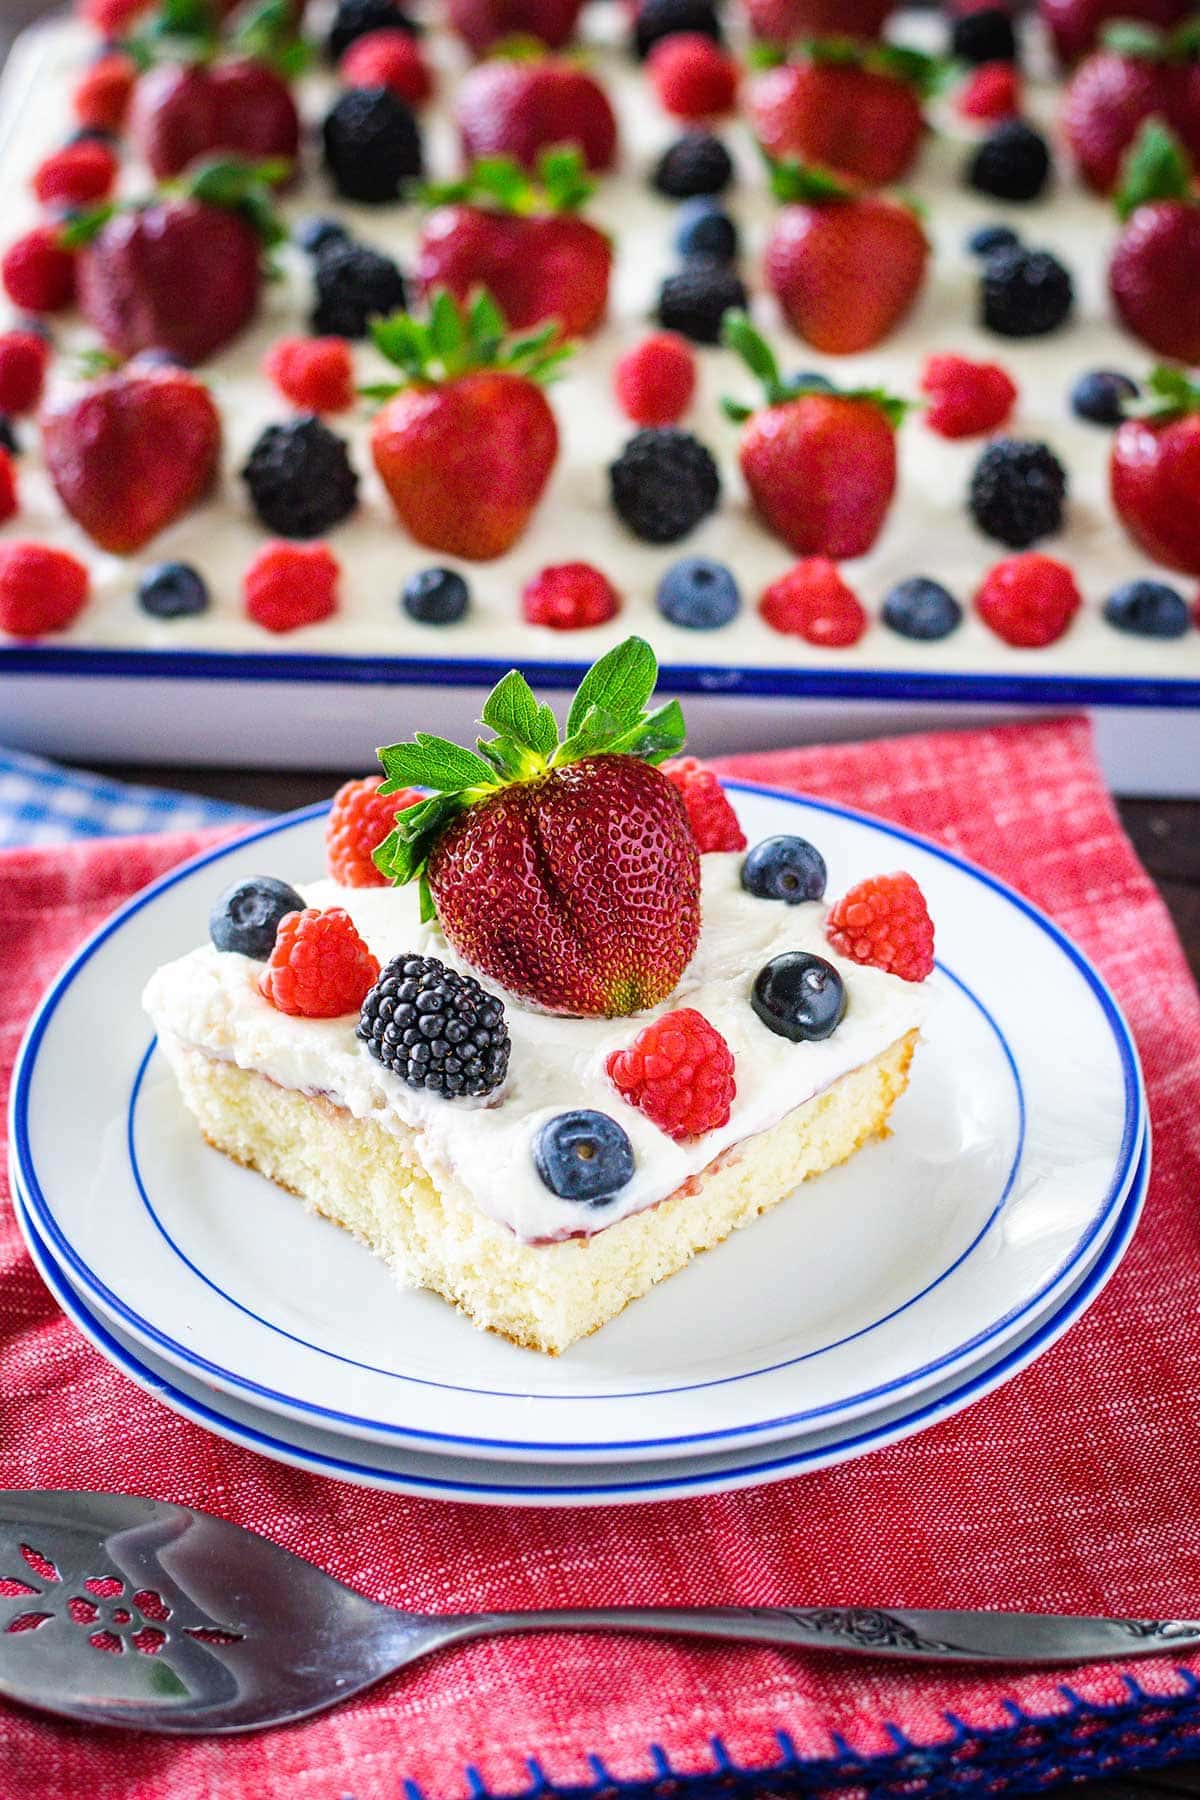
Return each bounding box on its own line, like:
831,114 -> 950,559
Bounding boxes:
144,640 -> 934,1353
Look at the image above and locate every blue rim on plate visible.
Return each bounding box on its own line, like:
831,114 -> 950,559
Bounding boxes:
10,1134 -> 1150,1500
9,783 -> 1145,1457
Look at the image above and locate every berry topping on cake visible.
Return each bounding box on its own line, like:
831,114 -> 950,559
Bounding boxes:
311,238 -> 407,338
723,314 -> 905,558
966,119 -> 1052,201
0,542 -> 89,638
522,562 -> 620,630
1071,368 -> 1139,424
656,262 -> 748,345
656,557 -> 741,629
264,337 -> 356,414
1109,122 -> 1200,362
402,566 -> 470,625
951,7 -> 1018,64
882,576 -> 963,641
260,907 -> 381,1018
446,0 -> 584,55
130,59 -> 301,185
981,243 -> 1075,336
371,638 -> 699,1017
327,775 -> 422,887
138,561 -> 210,619
648,34 -> 739,120
33,140 -> 119,209
209,875 -> 306,958
41,365 -> 221,554
1110,366 -> 1200,574
1,225 -> 76,313
752,951 -> 847,1041
969,438 -> 1067,547
244,541 -> 341,632
742,834 -> 827,903
921,351 -> 1017,438
967,221 -> 1020,256
759,558 -> 868,645
327,0 -> 419,62
956,61 -> 1022,121
609,427 -> 721,543
652,130 -> 734,198
0,449 -> 18,525
72,51 -> 137,134
607,1007 -> 736,1141
675,198 -> 739,262
1104,577 -> 1191,637
826,872 -> 935,982
662,756 -> 746,851
455,57 -> 617,173
634,0 -> 723,61
340,29 -> 433,105
614,333 -> 697,427
322,87 -> 424,203
975,552 -> 1082,646
749,41 -> 936,189
241,416 -> 360,538
0,331 -> 49,416
533,1110 -> 634,1204
367,290 -> 566,561
359,954 -> 511,1096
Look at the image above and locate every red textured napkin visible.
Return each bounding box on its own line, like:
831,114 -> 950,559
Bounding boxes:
2,716 -> 1200,1800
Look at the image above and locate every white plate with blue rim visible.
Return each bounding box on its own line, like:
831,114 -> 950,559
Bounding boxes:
9,783 -> 1146,1465
10,1132 -> 1149,1503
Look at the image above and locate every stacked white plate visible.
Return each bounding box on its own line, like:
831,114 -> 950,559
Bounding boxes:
8,784 -> 1148,1505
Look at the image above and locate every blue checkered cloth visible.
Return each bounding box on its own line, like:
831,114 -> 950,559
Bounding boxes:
0,746 -> 265,848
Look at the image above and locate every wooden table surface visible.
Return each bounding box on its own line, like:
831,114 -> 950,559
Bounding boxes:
4,2 -> 1200,1789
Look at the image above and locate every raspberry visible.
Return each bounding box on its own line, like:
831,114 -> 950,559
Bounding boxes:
263,337 -> 356,414
72,53 -> 138,133
1,226 -> 76,314
921,352 -> 1017,439
0,541 -> 89,638
614,332 -> 697,427
326,775 -> 423,887
32,141 -> 119,209
607,1006 -> 736,1140
759,559 -> 868,646
522,562 -> 620,629
79,0 -> 149,30
662,756 -> 746,853
339,29 -> 433,105
259,907 -> 381,1018
244,542 -> 340,633
956,62 -> 1020,121
648,33 -> 738,120
0,332 -> 49,416
0,450 -> 17,526
826,872 -> 935,983
975,552 -> 1080,647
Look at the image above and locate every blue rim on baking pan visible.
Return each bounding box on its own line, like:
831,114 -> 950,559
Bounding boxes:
9,783 -> 1146,1457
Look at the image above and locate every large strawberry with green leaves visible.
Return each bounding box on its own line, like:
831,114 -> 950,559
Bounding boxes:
373,639 -> 701,1018
1109,121 -> 1200,362
1110,364 -> 1200,574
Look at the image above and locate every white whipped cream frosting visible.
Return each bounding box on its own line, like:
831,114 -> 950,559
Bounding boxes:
143,854 -> 929,1242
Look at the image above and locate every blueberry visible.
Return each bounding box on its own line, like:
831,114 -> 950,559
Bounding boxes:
967,223 -> 1020,258
787,370 -> 835,393
751,952 -> 846,1043
402,566 -> 470,625
882,576 -> 963,642
131,347 -> 187,368
656,557 -> 740,629
675,199 -> 739,263
210,876 -> 306,960
533,1110 -> 635,1205
297,216 -> 352,257
1103,579 -> 1190,639
0,416 -> 20,457
741,836 -> 827,905
1070,369 -> 1139,426
138,562 -> 210,620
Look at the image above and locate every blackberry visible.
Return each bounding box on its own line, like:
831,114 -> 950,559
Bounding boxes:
634,0 -> 722,59
296,216 -> 351,257
68,124 -> 121,147
1071,368 -> 1139,426
652,131 -> 733,199
241,417 -> 360,538
0,416 -> 20,457
967,119 -> 1051,202
968,438 -> 1067,548
327,0 -> 419,60
950,7 -> 1017,64
609,427 -> 721,543
656,261 -> 747,344
357,954 -> 510,1098
981,244 -> 1074,337
323,87 -> 424,204
311,240 -> 407,337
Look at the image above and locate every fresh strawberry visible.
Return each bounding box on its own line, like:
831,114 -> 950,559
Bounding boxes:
72,51 -> 139,133
130,60 -> 300,182
71,158 -> 283,365
826,872 -> 934,983
0,450 -> 18,526
763,163 -> 928,354
1040,0 -> 1193,66
748,41 -> 936,188
1061,20 -> 1200,193
1110,365 -> 1200,575
327,775 -> 423,886
648,34 -> 739,120
340,29 -> 433,105
446,0 -> 584,53
417,149 -> 611,339
722,312 -> 904,557
372,638 -> 699,1017
956,60 -> 1021,119
1109,122 -> 1200,362
368,289 -> 566,561
41,365 -> 220,554
920,352 -> 1017,437
455,56 -> 618,173
32,141 -> 120,209
745,0 -> 892,46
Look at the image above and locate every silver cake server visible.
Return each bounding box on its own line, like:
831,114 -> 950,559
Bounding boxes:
2,1491 -> 1197,1735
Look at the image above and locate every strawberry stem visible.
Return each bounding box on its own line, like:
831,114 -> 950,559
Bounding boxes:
364,287 -> 575,399
720,310 -> 909,427
422,146 -> 595,216
798,35 -> 950,96
1114,118 -> 1193,220
764,151 -> 854,207
1139,364 -> 1200,421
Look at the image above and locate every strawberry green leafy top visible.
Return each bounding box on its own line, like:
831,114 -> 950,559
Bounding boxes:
373,637 -> 686,914
720,310 -> 908,426
362,288 -> 574,401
